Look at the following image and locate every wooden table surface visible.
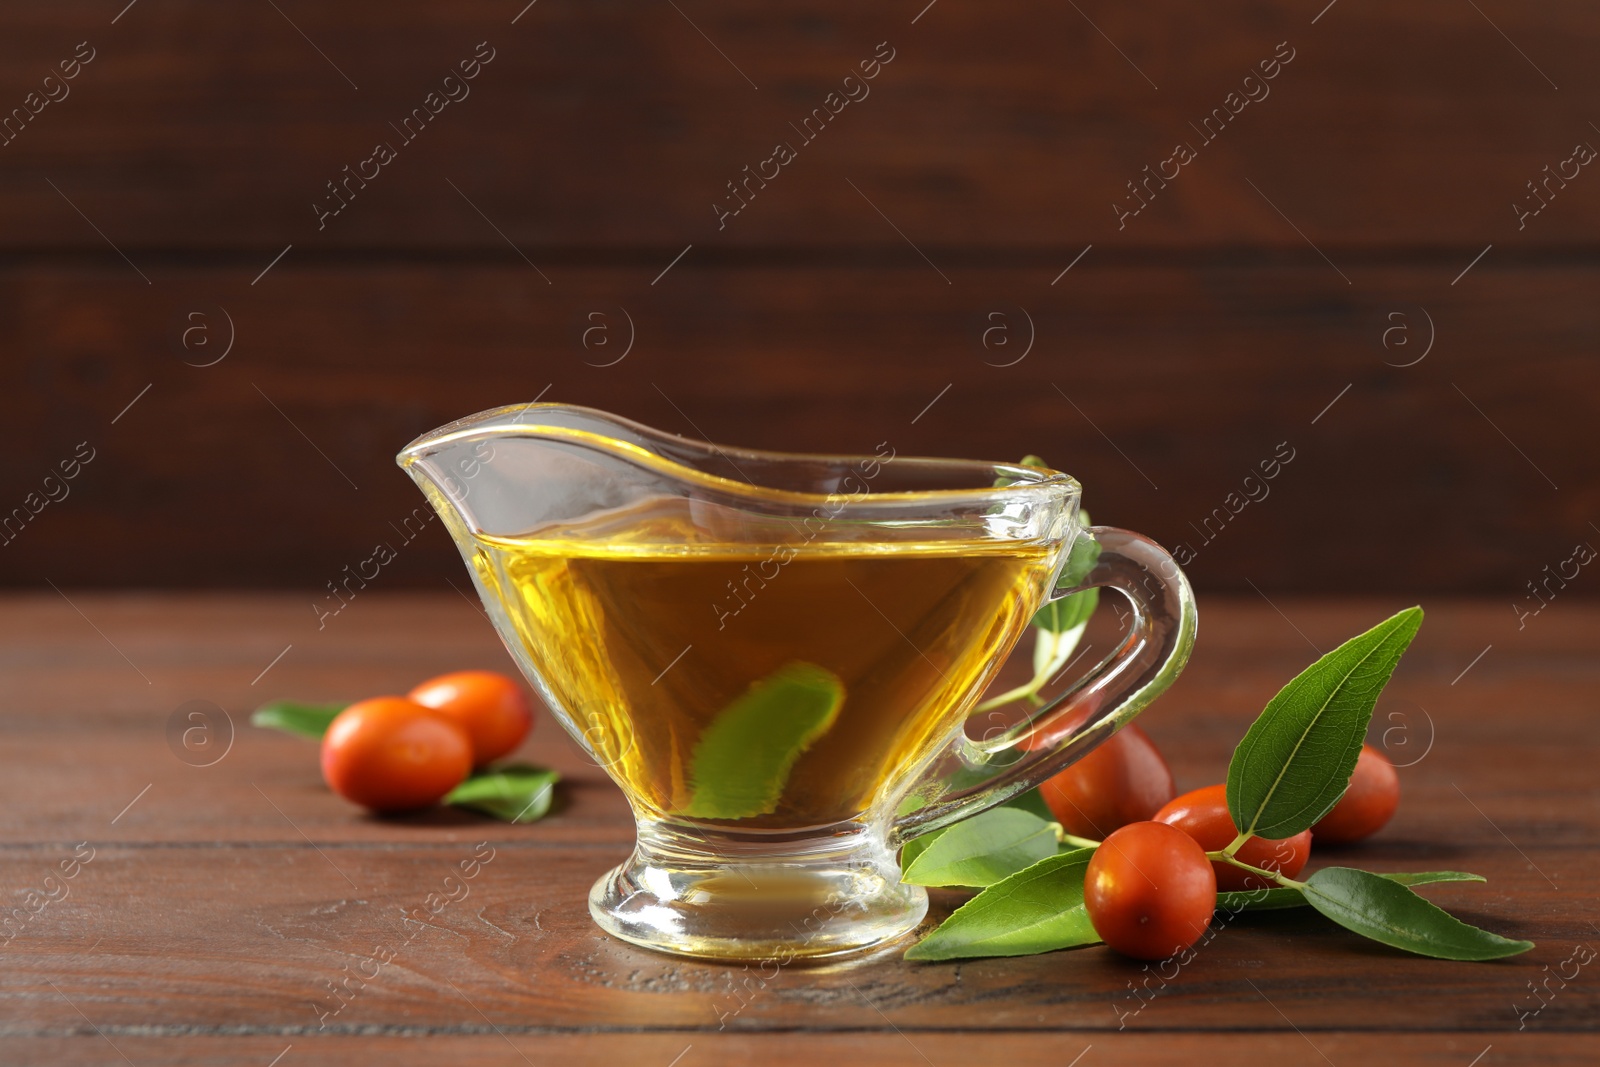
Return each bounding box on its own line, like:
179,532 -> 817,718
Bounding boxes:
2,593 -> 1596,1065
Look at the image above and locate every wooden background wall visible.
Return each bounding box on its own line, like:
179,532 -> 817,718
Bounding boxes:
1,1 -> 1596,596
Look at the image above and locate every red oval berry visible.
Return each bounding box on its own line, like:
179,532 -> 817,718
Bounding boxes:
1040,724 -> 1176,840
321,697 -> 473,813
1154,784 -> 1311,891
1312,744 -> 1401,844
1085,821 -> 1217,960
408,670 -> 533,767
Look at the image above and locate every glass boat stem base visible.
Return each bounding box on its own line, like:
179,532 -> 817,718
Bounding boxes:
587,819 -> 927,961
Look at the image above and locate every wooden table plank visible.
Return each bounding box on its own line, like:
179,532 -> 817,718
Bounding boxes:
1,842 -> 1587,1034
1,3 -> 1596,248
1,1033 -> 1593,1067
1,593 -> 1596,1064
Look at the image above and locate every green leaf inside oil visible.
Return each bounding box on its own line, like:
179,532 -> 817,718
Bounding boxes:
681,662 -> 845,820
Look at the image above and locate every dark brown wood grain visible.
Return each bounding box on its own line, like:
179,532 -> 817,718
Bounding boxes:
0,261 -> 1593,594
0,2 -> 1596,248
4,0 -> 1596,1057
0,594 -> 1595,1064
0,1034 -> 1593,1067
2,2 -> 1597,593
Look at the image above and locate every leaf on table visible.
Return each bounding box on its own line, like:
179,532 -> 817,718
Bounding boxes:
895,773 -> 975,867
445,764 -> 560,823
1217,870 -> 1486,913
1217,885 -> 1316,912
900,831 -> 937,868
1227,606 -> 1423,839
901,808 -> 1060,888
1003,787 -> 1056,823
897,772 -> 1056,870
1378,870 -> 1487,888
904,848 -> 1101,961
250,700 -> 346,739
681,662 -> 845,820
1300,867 -> 1533,960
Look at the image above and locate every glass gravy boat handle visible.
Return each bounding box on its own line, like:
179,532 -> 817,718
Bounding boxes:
892,526 -> 1198,845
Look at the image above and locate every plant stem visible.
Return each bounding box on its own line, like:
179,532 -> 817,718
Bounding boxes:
1204,849 -> 1307,890
1221,830 -> 1252,859
1046,822 -> 1101,850
974,679 -> 1045,713
1043,819 -> 1094,851
974,625 -> 1084,713
1049,825 -> 1100,844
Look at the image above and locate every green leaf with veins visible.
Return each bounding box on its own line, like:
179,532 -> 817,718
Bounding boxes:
900,831 -> 936,868
1227,606 -> 1423,839
901,808 -> 1060,887
1301,867 -> 1533,960
446,764 -> 560,823
905,848 -> 1101,961
898,781 -> 1054,869
681,662 -> 845,819
1217,870 -> 1486,913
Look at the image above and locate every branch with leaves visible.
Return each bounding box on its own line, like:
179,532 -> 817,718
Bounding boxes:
903,606 -> 1534,963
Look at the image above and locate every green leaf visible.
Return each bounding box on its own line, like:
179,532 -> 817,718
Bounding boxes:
250,701 -> 346,739
1217,885 -> 1316,912
902,808 -> 1060,887
898,779 -> 1053,870
1032,588 -> 1099,639
904,848 -> 1101,961
1217,871 -> 1486,913
1373,870 -> 1487,888
1031,511 -> 1100,636
1227,606 -> 1423,839
1301,867 -> 1533,960
445,764 -> 560,823
900,831 -> 937,868
1004,787 -> 1055,823
681,662 -> 845,819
